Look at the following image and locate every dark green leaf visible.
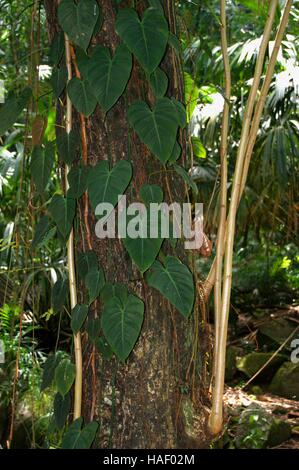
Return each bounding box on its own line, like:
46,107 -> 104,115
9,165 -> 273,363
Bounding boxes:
76,251 -> 98,280
52,277 -> 69,313
53,392 -> 70,430
172,163 -> 198,194
48,194 -> 76,239
146,256 -> 194,317
149,68 -> 168,97
87,160 -> 132,211
95,337 -> 114,359
88,44 -> 132,113
51,66 -> 67,98
168,141 -> 182,163
67,77 -> 97,117
87,317 -> 101,343
0,87 -> 32,136
102,293 -> 144,361
56,129 -> 80,165
128,98 -> 179,164
140,183 -> 163,205
30,142 -> 55,195
54,358 -> 76,397
85,267 -> 105,304
58,0 -> 100,51
41,351 -> 65,391
101,282 -> 128,305
49,32 -> 65,66
71,304 -> 89,334
31,215 -> 56,249
116,8 -> 168,74
67,166 -> 88,199
62,417 -> 98,449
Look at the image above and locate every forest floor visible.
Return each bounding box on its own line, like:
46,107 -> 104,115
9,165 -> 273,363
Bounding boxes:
223,386 -> 299,448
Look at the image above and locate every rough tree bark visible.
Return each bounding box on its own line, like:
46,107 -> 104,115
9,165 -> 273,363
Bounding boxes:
45,0 -> 210,448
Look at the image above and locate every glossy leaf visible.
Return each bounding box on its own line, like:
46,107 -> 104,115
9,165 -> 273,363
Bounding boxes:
128,98 -> 179,164
191,136 -> 206,159
116,8 -> 168,74
87,160 -> 132,211
88,44 -> 132,113
67,77 -> 97,117
58,0 -> 100,51
54,358 -> 76,397
71,304 -> 89,334
146,256 -> 194,317
101,292 -> 144,362
62,417 -> 98,449
48,194 -> 76,240
30,143 -> 55,195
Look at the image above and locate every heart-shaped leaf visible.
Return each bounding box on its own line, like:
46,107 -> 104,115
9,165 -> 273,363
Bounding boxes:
30,142 -> 55,194
123,208 -> 163,272
67,77 -> 97,117
51,66 -> 67,98
95,337 -> 114,359
88,44 -> 132,113
67,166 -> 88,199
53,392 -> 70,430
146,256 -> 194,317
85,267 -> 105,304
62,418 -> 98,449
58,0 -> 100,51
54,358 -> 76,397
149,68 -> 168,97
31,215 -> 56,249
57,129 -> 80,165
48,194 -> 76,239
172,163 -> 198,194
87,160 -> 132,211
128,98 -> 179,164
101,283 -> 128,305
168,141 -> 182,163
101,292 -> 144,362
71,304 -> 89,334
116,7 -> 168,74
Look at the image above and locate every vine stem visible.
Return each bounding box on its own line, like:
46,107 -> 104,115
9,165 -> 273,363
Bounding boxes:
64,33 -> 82,420
209,0 -> 280,434
212,0 -> 231,387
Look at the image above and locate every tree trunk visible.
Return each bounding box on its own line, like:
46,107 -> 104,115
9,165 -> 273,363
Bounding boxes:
45,0 -> 210,449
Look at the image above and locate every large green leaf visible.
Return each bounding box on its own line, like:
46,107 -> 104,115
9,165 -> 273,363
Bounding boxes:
101,292 -> 144,362
71,304 -> 89,334
53,392 -> 70,430
88,44 -> 132,113
62,418 -> 98,449
49,32 -> 65,66
48,194 -> 76,239
128,98 -> 179,164
146,256 -> 194,317
85,267 -> 105,304
56,129 -> 80,165
0,87 -> 31,136
87,160 -> 132,212
86,317 -> 101,343
76,250 -> 98,280
115,7 -> 168,74
67,77 -> 97,117
58,0 -> 100,51
140,183 -> 163,206
67,166 -> 88,199
54,358 -> 76,397
30,142 -> 55,195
